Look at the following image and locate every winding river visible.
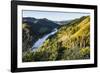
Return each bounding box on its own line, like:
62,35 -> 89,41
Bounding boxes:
32,28 -> 58,51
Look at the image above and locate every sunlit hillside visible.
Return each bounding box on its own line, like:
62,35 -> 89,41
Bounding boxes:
22,16 -> 90,62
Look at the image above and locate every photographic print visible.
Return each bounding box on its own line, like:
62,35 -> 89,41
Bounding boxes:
11,1 -> 97,72
22,10 -> 90,62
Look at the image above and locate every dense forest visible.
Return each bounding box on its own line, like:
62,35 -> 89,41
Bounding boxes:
22,16 -> 90,62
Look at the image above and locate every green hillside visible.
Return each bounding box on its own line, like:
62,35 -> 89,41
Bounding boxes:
22,16 -> 90,62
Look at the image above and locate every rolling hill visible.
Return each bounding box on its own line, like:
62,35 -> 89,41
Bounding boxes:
23,17 -> 59,35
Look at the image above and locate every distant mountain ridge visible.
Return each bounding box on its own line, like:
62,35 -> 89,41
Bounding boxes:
23,17 -> 59,27
54,20 -> 72,25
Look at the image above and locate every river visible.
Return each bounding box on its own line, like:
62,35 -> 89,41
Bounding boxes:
32,28 -> 58,51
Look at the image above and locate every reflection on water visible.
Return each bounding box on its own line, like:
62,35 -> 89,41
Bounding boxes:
32,28 -> 57,51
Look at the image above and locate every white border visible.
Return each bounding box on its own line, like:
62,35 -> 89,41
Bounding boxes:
17,5 -> 94,68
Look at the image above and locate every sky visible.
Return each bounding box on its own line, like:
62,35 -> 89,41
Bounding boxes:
22,10 -> 90,21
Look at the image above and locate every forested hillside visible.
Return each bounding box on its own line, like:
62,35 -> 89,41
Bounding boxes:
22,17 -> 59,52
22,16 -> 90,62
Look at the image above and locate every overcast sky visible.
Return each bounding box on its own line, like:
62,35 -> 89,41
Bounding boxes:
22,10 -> 90,21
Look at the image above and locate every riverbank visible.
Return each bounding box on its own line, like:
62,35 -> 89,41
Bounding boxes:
32,28 -> 58,51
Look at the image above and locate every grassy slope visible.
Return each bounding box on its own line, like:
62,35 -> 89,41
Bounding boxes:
22,16 -> 90,62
